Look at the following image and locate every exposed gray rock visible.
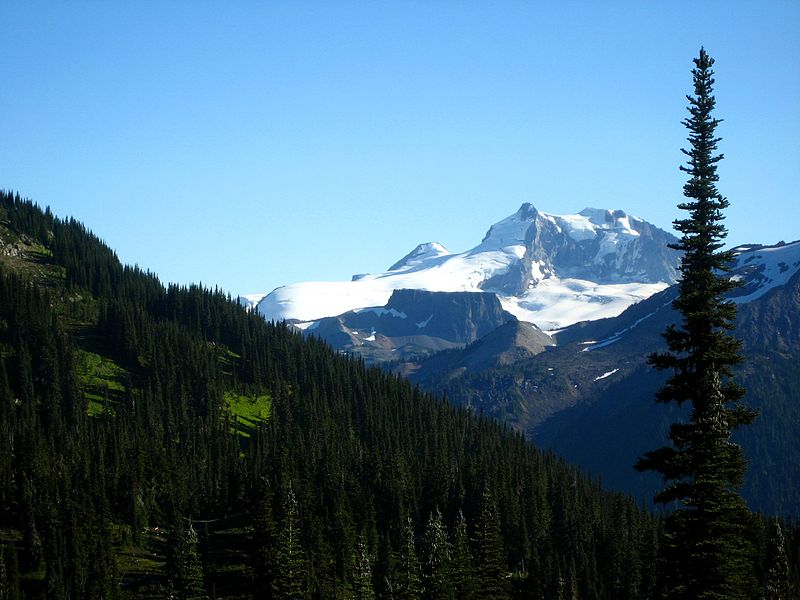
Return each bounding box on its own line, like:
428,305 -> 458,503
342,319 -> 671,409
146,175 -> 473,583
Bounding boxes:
300,289 -> 517,364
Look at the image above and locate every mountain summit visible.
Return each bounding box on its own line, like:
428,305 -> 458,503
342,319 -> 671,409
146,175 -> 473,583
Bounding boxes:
255,204 -> 681,330
475,203 -> 679,296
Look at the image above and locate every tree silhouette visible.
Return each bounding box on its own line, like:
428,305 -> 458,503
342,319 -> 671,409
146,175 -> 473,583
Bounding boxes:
636,47 -> 758,600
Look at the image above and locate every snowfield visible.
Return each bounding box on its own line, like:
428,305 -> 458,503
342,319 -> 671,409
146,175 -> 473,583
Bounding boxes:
255,204 -> 675,330
250,206 -> 797,332
729,240 -> 800,304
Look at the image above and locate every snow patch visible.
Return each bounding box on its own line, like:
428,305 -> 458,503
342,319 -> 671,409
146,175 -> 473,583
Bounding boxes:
502,280 -> 668,331
416,314 -> 434,328
238,293 -> 267,310
594,368 -> 619,381
388,242 -> 451,272
354,307 -> 408,319
583,311 -> 657,351
729,241 -> 800,304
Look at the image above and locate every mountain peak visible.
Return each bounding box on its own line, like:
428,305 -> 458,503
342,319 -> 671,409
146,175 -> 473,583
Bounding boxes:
577,207 -> 641,233
256,204 -> 681,328
517,202 -> 539,220
388,241 -> 450,272
579,206 -> 625,221
480,203 -> 542,248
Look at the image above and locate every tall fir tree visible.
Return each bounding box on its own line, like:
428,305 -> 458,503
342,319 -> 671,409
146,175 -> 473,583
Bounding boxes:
273,486 -> 307,600
449,510 -> 478,600
421,508 -> 454,600
250,478 -> 278,595
0,547 -> 8,600
635,47 -> 758,600
0,545 -> 20,600
473,486 -> 510,600
764,522 -> 790,600
167,516 -> 206,600
394,516 -> 422,600
181,522 -> 206,600
351,533 -> 375,600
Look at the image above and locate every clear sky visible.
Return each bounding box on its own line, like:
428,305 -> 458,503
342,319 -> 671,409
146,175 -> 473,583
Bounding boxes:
2,1 -> 799,296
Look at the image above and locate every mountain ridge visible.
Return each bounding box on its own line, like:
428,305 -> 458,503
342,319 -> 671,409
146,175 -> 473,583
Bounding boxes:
255,203 -> 682,332
409,239 -> 800,516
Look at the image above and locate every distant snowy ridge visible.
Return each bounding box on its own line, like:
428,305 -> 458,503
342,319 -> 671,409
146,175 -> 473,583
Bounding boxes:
388,242 -> 450,271
729,240 -> 800,304
238,293 -> 267,311
255,203 -> 682,331
572,240 -> 800,351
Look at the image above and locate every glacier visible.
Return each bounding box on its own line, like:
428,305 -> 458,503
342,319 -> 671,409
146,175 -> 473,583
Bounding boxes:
252,203 -> 682,331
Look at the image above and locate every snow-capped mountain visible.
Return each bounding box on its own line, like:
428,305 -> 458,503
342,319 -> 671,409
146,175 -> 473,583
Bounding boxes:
728,240 -> 800,303
237,293 -> 268,311
255,203 -> 682,331
408,239 -> 800,515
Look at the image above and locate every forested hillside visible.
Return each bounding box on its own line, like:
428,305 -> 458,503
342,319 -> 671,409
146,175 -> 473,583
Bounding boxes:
0,191 -> 797,599
0,191 -> 658,599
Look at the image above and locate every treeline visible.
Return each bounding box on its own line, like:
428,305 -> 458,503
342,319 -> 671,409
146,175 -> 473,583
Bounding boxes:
0,190 -> 797,598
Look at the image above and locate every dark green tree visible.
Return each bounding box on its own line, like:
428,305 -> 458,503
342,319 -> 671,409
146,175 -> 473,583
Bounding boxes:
0,547 -> 8,600
450,510 -> 478,600
351,533 -> 375,600
181,522 -> 206,600
764,522 -> 790,600
250,478 -> 278,594
473,487 -> 510,600
273,486 -> 306,599
394,516 -> 422,600
0,546 -> 20,600
421,508 -> 453,600
166,516 -> 206,600
635,47 -> 758,600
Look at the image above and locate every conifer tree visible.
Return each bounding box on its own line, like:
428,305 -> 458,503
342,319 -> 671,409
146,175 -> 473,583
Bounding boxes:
0,358 -> 10,406
351,533 -> 375,600
43,527 -> 66,600
473,487 -> 510,599
166,514 -> 185,598
181,522 -> 206,600
251,478 -> 278,594
421,508 -> 454,600
273,486 -> 306,599
450,510 -> 478,600
764,522 -> 790,600
166,515 -> 206,600
635,47 -> 758,600
0,546 -> 19,600
395,516 -> 422,600
0,547 -> 8,600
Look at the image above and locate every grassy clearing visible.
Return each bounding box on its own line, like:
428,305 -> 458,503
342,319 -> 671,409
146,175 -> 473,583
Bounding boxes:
223,391 -> 271,437
74,348 -> 127,416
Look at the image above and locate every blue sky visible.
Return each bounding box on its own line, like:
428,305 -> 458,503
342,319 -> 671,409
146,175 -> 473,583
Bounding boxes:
2,1 -> 798,296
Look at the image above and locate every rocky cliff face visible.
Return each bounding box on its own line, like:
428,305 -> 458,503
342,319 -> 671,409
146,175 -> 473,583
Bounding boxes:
302,289 -> 517,364
479,204 -> 680,296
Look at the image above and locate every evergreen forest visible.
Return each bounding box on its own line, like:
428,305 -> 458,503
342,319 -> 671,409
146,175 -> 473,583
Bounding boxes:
0,189 -> 798,599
